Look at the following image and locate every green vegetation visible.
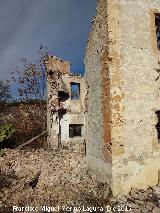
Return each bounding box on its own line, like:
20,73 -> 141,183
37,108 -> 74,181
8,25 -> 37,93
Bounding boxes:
0,124 -> 15,143
0,149 -> 5,157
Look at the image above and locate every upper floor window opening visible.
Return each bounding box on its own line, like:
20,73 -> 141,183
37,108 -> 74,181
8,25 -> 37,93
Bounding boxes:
70,82 -> 80,100
155,13 -> 160,50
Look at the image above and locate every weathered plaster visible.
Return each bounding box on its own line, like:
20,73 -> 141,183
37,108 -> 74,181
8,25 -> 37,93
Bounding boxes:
46,56 -> 86,148
85,0 -> 160,196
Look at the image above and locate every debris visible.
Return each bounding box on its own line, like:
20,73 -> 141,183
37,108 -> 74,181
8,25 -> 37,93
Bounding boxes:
28,171 -> 41,189
0,142 -> 160,212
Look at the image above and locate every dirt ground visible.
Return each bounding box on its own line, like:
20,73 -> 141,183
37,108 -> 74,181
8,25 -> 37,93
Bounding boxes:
0,142 -> 160,213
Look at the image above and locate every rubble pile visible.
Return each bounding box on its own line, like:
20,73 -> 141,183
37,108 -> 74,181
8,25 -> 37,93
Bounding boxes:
0,142 -> 159,212
0,142 -> 109,212
110,187 -> 160,213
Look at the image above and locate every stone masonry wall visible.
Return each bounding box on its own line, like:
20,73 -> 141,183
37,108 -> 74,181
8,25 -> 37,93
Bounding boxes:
60,74 -> 86,142
85,0 -> 112,184
85,0 -> 160,196
112,0 -> 160,196
46,56 -> 86,148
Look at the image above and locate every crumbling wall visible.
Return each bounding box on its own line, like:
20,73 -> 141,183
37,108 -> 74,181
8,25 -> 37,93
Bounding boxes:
45,56 -> 69,148
85,0 -> 160,196
46,56 -> 86,148
60,75 -> 86,142
111,0 -> 160,196
85,0 -> 112,185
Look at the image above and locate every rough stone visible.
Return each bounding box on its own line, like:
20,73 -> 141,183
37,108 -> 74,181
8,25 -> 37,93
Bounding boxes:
85,0 -> 160,196
46,56 -> 86,149
0,143 -> 160,212
152,207 -> 160,213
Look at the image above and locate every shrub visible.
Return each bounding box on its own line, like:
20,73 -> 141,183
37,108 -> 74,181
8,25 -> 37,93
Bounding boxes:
0,124 -> 16,149
0,102 -> 47,147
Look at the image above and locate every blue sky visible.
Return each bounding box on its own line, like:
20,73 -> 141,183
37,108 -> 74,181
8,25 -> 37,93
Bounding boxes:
0,0 -> 96,80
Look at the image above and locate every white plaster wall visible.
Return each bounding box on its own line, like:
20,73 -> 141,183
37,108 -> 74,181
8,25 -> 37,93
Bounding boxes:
59,74 -> 87,142
60,113 -> 85,142
61,74 -> 86,113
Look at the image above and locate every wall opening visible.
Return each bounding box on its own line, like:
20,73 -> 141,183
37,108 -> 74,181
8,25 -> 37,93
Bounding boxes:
58,91 -> 69,102
70,82 -> 80,100
155,13 -> 160,50
155,111 -> 160,143
69,124 -> 83,138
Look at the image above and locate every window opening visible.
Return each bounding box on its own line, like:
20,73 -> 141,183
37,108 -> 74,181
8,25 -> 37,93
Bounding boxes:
70,82 -> 80,100
69,124 -> 83,138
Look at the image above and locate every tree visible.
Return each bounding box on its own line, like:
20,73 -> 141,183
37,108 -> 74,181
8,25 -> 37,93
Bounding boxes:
0,80 -> 11,102
39,45 -> 48,99
11,45 -> 48,101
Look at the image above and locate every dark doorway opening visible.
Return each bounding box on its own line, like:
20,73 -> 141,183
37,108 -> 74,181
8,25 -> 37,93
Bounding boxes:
69,124 -> 83,138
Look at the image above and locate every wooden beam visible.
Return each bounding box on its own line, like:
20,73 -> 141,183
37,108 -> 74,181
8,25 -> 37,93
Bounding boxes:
16,130 -> 47,149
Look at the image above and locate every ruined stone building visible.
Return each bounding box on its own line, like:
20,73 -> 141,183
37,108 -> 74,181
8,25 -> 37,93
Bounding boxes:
46,0 -> 160,197
85,0 -> 160,196
46,56 -> 86,148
